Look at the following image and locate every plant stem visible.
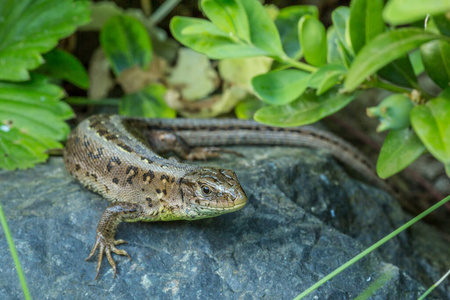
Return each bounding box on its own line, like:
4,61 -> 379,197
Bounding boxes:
150,0 -> 181,25
0,201 -> 31,300
283,57 -> 318,73
293,194 -> 450,300
372,79 -> 435,100
64,97 -> 120,106
372,79 -> 412,94
418,269 -> 450,300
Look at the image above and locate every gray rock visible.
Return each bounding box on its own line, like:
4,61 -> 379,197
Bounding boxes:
0,146 -> 448,299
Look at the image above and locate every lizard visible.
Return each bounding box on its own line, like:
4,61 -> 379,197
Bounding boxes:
63,114 -> 385,279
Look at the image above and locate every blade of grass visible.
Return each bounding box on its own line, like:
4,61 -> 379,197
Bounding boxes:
354,264 -> 397,300
293,194 -> 450,300
418,269 -> 450,300
0,201 -> 31,299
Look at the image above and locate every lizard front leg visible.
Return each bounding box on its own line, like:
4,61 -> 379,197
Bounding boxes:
86,202 -> 143,279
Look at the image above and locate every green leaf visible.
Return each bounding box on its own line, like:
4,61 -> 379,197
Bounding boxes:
100,15 -> 153,76
0,76 -> 72,140
383,0 -> 450,26
171,0 -> 285,60
327,26 -> 349,67
409,50 -> 425,75
411,97 -> 450,175
432,14 -> 450,37
439,87 -> 450,98
309,64 -> 347,95
377,128 -> 426,178
252,69 -> 310,105
240,0 -> 285,58
420,40 -> 450,89
331,7 -> 353,56
38,49 -> 89,89
377,56 -> 418,88
170,17 -> 268,59
201,0 -> 250,43
344,28 -> 442,91
235,96 -> 266,119
0,75 -> 73,170
0,127 -> 62,170
349,0 -> 385,54
298,16 -> 327,66
119,84 -> 176,118
275,5 -> 318,58
254,88 -> 355,127
0,0 -> 90,81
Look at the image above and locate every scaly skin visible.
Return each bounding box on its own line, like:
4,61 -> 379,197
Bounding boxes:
64,114 -> 386,279
63,115 -> 247,279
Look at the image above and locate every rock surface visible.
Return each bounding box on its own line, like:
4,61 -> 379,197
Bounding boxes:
0,146 -> 448,299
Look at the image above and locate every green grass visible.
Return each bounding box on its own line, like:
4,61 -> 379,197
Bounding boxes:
294,194 -> 450,300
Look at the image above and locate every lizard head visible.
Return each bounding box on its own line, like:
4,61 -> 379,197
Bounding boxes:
180,167 -> 247,219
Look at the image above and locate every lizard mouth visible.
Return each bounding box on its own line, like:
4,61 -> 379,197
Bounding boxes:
232,191 -> 247,208
231,201 -> 246,210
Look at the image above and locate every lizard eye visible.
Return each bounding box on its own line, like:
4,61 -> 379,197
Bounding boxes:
201,185 -> 212,196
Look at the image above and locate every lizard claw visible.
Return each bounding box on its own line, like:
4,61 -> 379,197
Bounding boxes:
86,233 -> 131,280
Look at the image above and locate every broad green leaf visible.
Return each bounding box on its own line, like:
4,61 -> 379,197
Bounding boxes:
0,0 -> 90,81
411,97 -> 450,175
240,0 -> 285,58
171,0 -> 285,60
349,0 -> 385,54
275,5 -> 318,58
420,40 -> 450,89
298,16 -> 327,66
235,96 -> 267,119
309,64 -> 347,95
254,88 -> 355,127
377,128 -> 426,178
201,0 -> 250,43
331,7 -> 354,56
252,70 -> 310,105
119,84 -> 176,118
432,14 -> 450,37
0,127 -> 62,170
377,56 -> 418,88
0,75 -> 73,170
344,28 -> 442,91
383,0 -> 450,26
38,48 -> 89,89
170,17 -> 268,59
100,15 -> 153,76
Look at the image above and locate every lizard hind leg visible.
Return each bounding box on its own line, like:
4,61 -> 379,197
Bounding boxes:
144,130 -> 243,161
85,202 -> 141,279
184,147 -> 244,161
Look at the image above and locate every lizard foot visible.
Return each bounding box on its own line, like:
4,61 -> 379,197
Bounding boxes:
86,233 -> 131,279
